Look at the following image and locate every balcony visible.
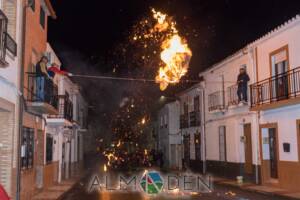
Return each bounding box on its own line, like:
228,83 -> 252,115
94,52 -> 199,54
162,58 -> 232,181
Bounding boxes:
250,66 -> 300,110
25,73 -> 58,115
208,91 -> 225,112
227,84 -> 249,108
47,95 -> 73,125
180,114 -> 189,129
189,111 -> 200,127
227,84 -> 239,106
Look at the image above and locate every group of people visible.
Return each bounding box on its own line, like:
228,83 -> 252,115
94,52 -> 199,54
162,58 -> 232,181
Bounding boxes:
35,56 -> 72,101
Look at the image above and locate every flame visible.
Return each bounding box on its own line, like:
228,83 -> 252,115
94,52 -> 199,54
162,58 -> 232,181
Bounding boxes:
116,140 -> 121,147
151,9 -> 192,91
103,164 -> 107,172
141,117 -> 146,125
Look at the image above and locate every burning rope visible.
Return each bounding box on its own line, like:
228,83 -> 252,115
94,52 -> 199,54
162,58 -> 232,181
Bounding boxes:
72,74 -> 199,83
71,74 -> 237,84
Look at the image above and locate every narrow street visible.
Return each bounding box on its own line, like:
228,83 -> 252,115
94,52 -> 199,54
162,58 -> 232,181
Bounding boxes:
1,1 -> 300,200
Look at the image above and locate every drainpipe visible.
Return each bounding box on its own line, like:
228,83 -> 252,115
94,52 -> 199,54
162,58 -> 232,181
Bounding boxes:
16,1 -> 31,199
201,87 -> 207,174
249,46 -> 260,185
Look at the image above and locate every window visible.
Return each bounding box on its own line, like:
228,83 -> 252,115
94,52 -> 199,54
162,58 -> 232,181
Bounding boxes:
0,10 -> 8,64
219,126 -> 227,162
21,127 -> 34,169
164,114 -> 168,128
46,134 -> 53,163
184,103 -> 188,114
270,46 -> 289,100
29,0 -> 35,11
194,133 -> 201,160
194,96 -> 200,111
40,6 -> 45,29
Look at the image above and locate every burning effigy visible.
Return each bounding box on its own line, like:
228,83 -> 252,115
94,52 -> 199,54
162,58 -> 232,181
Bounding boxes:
130,8 -> 192,91
151,9 -> 192,91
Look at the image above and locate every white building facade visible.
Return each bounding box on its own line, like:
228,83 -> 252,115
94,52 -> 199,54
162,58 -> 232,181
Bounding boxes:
179,15 -> 300,191
248,15 -> 300,190
198,50 -> 259,182
178,85 -> 204,172
157,101 -> 182,169
45,44 -> 87,183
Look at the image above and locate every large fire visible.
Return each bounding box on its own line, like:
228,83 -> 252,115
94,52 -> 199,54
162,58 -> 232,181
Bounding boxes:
152,9 -> 192,91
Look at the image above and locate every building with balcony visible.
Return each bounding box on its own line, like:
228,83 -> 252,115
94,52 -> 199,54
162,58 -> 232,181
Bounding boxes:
180,14 -> 300,192
157,101 -> 182,169
45,43 -> 87,184
178,84 -> 203,171
0,1 -> 21,198
198,48 -> 258,182
20,1 -> 57,199
248,15 -> 300,191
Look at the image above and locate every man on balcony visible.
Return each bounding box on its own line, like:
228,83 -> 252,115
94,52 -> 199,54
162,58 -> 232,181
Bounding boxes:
237,66 -> 250,104
48,62 -> 72,83
36,56 -> 51,101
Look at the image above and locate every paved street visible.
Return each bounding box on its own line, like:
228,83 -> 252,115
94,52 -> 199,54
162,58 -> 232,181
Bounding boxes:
61,159 -> 290,200
62,177 -> 289,200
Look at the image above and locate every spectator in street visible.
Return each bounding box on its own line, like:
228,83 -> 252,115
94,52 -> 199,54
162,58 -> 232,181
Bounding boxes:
237,66 -> 250,104
36,56 -> 51,101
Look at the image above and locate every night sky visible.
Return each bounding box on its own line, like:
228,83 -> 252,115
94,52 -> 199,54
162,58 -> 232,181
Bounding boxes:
48,0 -> 300,73
47,0 -> 300,128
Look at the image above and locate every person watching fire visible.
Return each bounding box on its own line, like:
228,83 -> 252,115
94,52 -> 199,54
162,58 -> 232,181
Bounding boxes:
36,56 -> 52,101
237,66 -> 250,104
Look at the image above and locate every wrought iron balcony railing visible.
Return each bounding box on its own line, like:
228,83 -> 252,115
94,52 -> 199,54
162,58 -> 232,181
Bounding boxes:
250,66 -> 300,108
227,84 -> 239,106
25,72 -> 58,110
208,91 -> 225,112
48,95 -> 73,121
180,114 -> 189,129
189,111 -> 200,127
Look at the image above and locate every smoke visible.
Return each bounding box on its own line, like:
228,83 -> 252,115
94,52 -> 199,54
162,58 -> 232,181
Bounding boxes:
54,45 -> 163,132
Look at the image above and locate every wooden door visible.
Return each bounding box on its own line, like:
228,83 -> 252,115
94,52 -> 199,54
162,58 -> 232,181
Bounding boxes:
244,124 -> 253,174
269,128 -> 278,179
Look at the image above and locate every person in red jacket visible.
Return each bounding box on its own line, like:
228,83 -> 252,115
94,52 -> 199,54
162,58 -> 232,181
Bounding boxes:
47,63 -> 72,78
0,184 -> 10,200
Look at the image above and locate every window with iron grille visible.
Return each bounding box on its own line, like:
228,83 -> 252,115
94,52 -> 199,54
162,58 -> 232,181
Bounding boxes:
21,127 -> 34,169
40,6 -> 45,29
46,134 -> 53,163
0,9 -> 8,64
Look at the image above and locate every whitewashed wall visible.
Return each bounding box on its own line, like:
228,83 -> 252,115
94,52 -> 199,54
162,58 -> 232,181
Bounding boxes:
200,51 -> 259,165
260,105 -> 300,162
255,20 -> 300,81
